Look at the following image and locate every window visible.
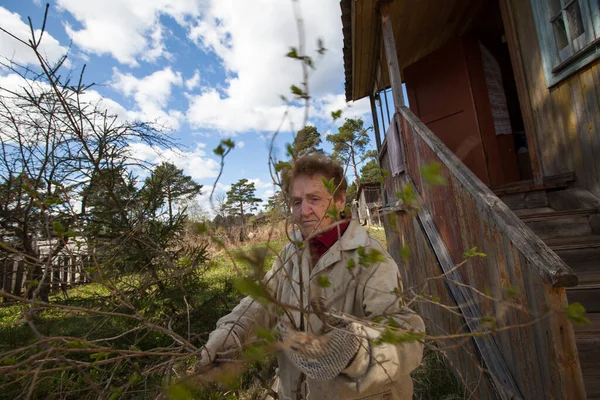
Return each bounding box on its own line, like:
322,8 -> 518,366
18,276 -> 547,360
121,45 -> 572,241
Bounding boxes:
531,0 -> 600,86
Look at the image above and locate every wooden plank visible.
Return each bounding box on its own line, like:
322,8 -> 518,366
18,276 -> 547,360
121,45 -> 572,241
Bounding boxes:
410,184 -> 524,399
567,285 -> 600,313
579,66 -> 600,196
380,2 -> 405,110
502,236 -> 546,397
547,235 -> 600,251
402,209 -> 494,399
400,107 -> 578,287
568,73 -> 596,193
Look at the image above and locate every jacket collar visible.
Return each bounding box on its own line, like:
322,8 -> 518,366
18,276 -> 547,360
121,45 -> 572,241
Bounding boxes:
309,220 -> 369,277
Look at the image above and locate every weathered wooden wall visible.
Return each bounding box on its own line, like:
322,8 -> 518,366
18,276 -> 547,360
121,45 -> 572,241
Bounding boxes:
503,0 -> 600,197
380,107 -> 586,398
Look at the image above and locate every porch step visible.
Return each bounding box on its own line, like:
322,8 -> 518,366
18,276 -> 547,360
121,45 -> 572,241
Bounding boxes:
574,312 -> 600,398
516,208 -> 596,240
568,283 -> 600,313
554,248 -> 600,285
546,235 -> 600,251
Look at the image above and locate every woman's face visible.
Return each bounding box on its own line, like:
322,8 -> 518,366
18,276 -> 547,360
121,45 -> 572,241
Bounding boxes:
290,174 -> 345,238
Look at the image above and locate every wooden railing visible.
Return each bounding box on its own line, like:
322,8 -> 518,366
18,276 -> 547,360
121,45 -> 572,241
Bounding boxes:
380,107 -> 586,399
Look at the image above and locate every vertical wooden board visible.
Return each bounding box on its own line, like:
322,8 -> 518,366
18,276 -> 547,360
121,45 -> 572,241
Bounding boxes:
486,218 -> 533,395
547,85 -> 574,175
520,254 -> 557,399
579,66 -> 600,196
508,0 -> 560,179
591,62 -> 600,198
568,74 -> 596,194
501,236 -> 545,398
542,286 -> 586,399
410,215 -> 494,399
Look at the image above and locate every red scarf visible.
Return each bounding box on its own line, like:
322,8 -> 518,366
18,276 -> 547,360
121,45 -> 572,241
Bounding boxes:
308,220 -> 350,268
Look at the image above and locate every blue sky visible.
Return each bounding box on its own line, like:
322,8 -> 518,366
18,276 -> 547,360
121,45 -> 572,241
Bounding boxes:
0,0 -> 376,215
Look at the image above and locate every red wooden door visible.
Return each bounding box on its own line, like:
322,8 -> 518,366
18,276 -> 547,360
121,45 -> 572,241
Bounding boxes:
404,35 -> 518,187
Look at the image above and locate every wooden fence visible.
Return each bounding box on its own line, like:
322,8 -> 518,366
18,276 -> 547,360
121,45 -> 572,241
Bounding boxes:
379,108 -> 586,399
1,241 -> 91,302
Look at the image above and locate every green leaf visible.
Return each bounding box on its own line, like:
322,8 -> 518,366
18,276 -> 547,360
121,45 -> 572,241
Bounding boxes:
280,94 -> 288,102
222,138 -> 235,148
275,161 -> 292,173
387,317 -> 401,329
90,352 -> 110,361
243,344 -> 267,361
213,145 -> 225,156
331,110 -> 342,120
373,328 -> 425,345
234,277 -> 270,305
317,275 -> 331,288
53,221 -> 64,236
304,56 -> 315,69
1,358 -> 17,366
346,258 -> 356,271
290,84 -> 304,96
286,47 -> 299,59
321,177 -> 336,194
396,183 -> 417,206
286,143 -> 295,158
463,247 -> 487,259
66,340 -> 87,349
421,162 -> 447,186
565,302 -> 590,325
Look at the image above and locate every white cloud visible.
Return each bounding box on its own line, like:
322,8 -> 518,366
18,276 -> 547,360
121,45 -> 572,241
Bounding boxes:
248,177 -> 274,190
236,141 -> 245,149
128,142 -> 220,180
185,70 -> 201,90
185,0 -> 346,133
313,94 -> 371,122
57,0 -> 205,66
0,7 -> 69,69
111,67 -> 184,130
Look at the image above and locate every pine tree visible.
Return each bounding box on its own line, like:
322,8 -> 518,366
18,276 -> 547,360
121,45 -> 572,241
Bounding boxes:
142,162 -> 203,221
326,118 -> 371,187
293,125 -> 322,156
225,179 -> 262,241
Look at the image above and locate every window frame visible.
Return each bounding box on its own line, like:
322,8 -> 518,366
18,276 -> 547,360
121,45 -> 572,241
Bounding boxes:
531,0 -> 600,87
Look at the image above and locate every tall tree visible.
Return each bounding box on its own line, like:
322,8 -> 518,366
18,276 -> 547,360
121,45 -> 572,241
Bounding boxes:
225,179 -> 262,241
293,125 -> 322,156
142,162 -> 202,221
360,160 -> 382,184
326,118 -> 371,187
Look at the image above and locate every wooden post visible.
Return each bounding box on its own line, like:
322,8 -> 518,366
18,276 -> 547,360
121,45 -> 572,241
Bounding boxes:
380,1 -> 405,111
370,94 -> 382,152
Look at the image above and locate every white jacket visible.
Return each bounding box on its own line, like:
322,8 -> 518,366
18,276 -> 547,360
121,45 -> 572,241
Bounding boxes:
213,221 -> 425,400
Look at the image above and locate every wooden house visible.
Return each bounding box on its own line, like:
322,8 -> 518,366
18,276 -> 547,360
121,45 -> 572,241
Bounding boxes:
351,182 -> 383,226
340,0 -> 600,398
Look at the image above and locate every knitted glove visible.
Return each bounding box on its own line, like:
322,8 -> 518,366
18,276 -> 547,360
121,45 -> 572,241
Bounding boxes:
274,319 -> 363,381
